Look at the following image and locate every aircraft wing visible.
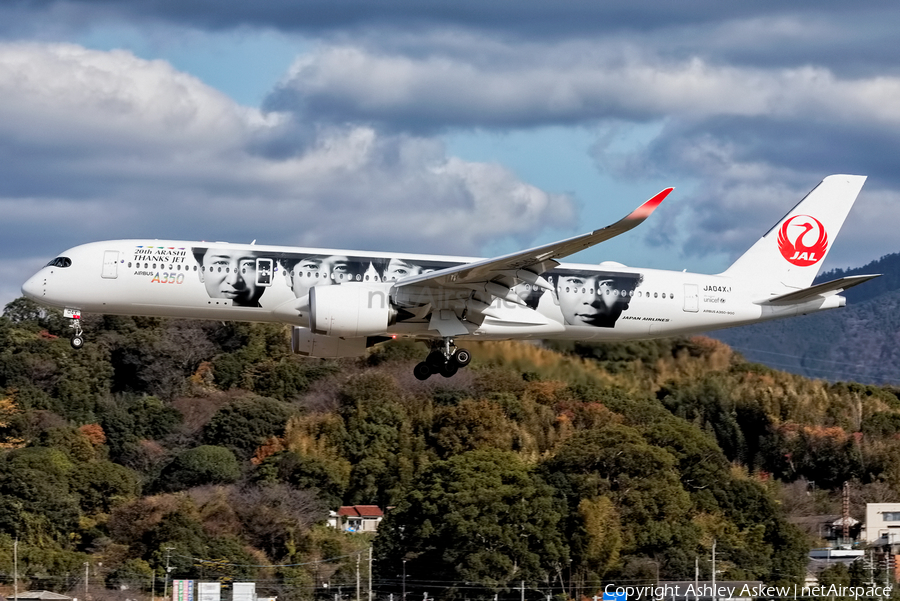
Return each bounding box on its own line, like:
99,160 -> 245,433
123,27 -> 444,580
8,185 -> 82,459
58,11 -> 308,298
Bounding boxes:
755,274 -> 881,305
393,187 -> 673,293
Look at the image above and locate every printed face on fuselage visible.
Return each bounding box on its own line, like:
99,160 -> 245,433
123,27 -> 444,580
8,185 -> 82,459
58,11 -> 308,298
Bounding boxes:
383,258 -> 424,281
197,250 -> 262,307
554,272 -> 640,327
289,255 -> 352,299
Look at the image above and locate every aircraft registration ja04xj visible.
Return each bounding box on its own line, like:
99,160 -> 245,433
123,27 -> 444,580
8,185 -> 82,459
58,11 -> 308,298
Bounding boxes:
22,174 -> 880,380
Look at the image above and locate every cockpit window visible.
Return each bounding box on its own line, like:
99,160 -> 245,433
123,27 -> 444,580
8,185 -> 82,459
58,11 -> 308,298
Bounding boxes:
46,257 -> 72,268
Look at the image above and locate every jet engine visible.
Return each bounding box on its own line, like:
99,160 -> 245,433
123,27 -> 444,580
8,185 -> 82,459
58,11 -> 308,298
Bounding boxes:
309,283 -> 396,337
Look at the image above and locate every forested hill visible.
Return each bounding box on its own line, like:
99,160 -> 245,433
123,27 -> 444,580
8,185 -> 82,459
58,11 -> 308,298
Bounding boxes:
2,299 -> 900,601
817,252 -> 900,305
712,252 -> 900,385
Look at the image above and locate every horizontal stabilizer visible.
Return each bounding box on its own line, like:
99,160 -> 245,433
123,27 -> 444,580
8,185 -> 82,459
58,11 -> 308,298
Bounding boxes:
755,274 -> 881,305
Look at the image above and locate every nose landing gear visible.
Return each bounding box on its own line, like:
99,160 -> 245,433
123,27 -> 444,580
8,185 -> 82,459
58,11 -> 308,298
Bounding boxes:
413,338 -> 471,380
64,308 -> 84,349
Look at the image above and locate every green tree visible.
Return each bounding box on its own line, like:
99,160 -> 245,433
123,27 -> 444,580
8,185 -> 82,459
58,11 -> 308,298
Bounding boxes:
542,423 -> 695,577
0,447 -> 81,543
157,445 -> 241,491
71,460 -> 141,514
203,396 -> 293,460
576,496 -> 621,579
255,451 -> 349,509
429,399 -> 515,458
106,557 -> 154,591
338,373 -> 413,505
375,450 -> 567,598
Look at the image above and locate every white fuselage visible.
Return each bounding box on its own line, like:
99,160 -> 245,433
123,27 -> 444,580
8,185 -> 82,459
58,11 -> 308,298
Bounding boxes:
21,239 -> 844,343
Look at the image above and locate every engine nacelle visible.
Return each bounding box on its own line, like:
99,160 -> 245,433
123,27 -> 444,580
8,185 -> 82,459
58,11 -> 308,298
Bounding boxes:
291,327 -> 369,358
309,283 -> 395,337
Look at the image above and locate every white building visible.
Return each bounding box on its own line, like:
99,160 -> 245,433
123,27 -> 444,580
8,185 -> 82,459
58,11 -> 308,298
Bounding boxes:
864,503 -> 900,545
327,505 -> 385,533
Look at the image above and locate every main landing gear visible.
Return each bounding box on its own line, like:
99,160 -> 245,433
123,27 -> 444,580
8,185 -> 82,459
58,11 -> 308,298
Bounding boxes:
413,338 -> 471,380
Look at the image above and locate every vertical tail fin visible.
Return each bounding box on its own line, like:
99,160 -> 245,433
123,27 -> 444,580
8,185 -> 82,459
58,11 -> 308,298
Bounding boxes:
721,174 -> 867,290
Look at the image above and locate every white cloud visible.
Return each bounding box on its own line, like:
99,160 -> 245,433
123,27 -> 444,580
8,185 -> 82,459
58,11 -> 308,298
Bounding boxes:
274,42 -> 900,129
0,42 -> 577,306
267,38 -> 900,275
0,43 -> 274,152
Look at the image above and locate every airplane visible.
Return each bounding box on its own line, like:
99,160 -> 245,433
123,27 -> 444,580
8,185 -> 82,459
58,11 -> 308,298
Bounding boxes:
21,174 -> 879,380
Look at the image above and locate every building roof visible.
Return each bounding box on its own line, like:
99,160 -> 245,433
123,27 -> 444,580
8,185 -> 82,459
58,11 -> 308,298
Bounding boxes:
14,592 -> 73,600
789,514 -> 842,526
337,505 -> 384,518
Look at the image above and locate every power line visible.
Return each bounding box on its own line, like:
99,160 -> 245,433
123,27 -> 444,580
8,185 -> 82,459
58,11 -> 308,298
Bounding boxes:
729,345 -> 900,384
176,549 -> 367,569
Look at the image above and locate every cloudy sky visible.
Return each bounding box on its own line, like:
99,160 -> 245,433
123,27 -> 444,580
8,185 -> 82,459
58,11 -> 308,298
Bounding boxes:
2,1 -> 899,307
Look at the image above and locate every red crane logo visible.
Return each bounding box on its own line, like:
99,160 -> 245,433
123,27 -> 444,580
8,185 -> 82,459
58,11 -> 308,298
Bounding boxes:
778,215 -> 828,267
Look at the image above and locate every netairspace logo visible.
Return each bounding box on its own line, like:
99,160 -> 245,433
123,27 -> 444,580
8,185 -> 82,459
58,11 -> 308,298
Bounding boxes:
601,583 -> 894,601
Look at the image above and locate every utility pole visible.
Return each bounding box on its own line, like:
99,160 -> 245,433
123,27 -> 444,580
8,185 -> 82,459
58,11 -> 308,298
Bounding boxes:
14,538 -> 18,601
84,562 -> 90,599
164,547 -> 175,601
368,547 -> 373,601
885,554 -> 892,590
356,551 -> 361,601
402,559 -> 407,601
842,481 -> 851,543
711,539 -> 717,601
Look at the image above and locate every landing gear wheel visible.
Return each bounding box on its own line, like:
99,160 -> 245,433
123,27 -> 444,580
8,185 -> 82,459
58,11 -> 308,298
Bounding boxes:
453,348 -> 471,367
68,313 -> 85,350
413,362 -> 432,381
426,350 -> 447,369
439,362 -> 459,378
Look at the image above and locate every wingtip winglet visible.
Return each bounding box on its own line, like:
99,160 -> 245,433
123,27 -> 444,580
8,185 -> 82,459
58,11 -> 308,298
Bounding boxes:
628,187 -> 674,220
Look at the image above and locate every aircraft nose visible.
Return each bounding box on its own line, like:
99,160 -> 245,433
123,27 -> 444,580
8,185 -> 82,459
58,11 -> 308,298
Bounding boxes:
21,271 -> 43,300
